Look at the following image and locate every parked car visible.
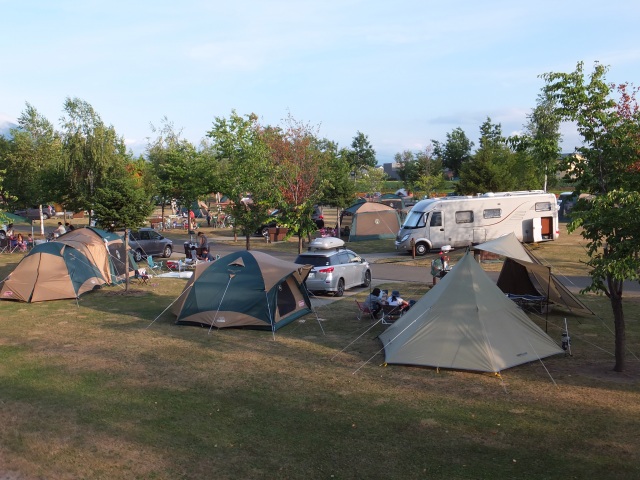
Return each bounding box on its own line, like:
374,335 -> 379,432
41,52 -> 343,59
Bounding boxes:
14,207 -> 52,220
254,209 -> 281,237
294,237 -> 371,296
127,228 -> 173,262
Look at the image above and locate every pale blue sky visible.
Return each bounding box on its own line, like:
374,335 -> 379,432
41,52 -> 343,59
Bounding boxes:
1,1 -> 639,163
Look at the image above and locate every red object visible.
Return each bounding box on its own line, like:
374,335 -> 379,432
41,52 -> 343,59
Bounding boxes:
318,267 -> 334,273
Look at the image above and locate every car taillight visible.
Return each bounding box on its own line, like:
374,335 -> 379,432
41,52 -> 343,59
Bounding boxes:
318,267 -> 334,273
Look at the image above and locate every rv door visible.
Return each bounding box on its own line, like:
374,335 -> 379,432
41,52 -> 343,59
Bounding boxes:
427,211 -> 445,248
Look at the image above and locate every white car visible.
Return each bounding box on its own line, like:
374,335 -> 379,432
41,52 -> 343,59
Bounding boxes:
294,237 -> 371,296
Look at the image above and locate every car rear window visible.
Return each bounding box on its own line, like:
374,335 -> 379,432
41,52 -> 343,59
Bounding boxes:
295,255 -> 332,267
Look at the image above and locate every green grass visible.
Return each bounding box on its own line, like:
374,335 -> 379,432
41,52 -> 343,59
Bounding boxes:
0,244 -> 639,479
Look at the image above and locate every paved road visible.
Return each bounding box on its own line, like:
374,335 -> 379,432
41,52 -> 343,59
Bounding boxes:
203,238 -> 640,295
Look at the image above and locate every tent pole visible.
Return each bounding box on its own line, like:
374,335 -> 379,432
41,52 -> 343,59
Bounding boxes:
545,270 -> 551,332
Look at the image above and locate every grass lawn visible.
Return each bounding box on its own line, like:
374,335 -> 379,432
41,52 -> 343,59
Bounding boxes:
0,227 -> 639,479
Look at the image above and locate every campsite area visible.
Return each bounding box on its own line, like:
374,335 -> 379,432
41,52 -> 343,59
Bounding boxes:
0,227 -> 639,479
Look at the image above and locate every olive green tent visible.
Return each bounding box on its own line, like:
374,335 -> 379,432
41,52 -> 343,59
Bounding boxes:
379,252 -> 563,373
172,251 -> 312,330
341,201 -> 401,241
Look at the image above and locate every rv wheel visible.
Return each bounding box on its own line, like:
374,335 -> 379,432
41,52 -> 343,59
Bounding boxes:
415,242 -> 428,256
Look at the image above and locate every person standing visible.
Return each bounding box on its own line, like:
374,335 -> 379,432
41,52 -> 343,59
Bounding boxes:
197,231 -> 209,254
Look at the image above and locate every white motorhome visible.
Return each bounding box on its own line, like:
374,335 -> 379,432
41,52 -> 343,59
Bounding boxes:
395,191 -> 559,256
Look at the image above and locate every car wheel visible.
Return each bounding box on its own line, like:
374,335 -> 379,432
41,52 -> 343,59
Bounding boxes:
334,278 -> 345,297
415,242 -> 429,256
163,245 -> 172,258
134,249 -> 144,262
42,213 -> 50,220
361,269 -> 371,287
261,227 -> 270,237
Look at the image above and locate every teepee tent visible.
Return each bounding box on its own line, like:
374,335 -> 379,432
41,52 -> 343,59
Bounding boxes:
473,233 -> 593,315
172,251 -> 313,330
341,201 -> 401,241
379,252 -> 563,373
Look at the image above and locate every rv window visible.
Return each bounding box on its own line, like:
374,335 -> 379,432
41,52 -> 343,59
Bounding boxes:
455,211 -> 474,224
402,210 -> 427,228
535,202 -> 552,212
429,211 -> 442,227
483,208 -> 501,219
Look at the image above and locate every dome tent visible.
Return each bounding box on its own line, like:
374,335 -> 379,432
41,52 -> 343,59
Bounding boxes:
340,201 -> 401,242
172,251 -> 313,330
0,227 -> 137,303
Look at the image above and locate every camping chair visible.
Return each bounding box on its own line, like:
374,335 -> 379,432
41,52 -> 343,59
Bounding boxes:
134,268 -> 150,285
355,300 -> 375,321
146,256 -> 164,275
381,304 -> 404,325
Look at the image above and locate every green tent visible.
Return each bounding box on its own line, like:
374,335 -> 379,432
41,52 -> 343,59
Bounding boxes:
340,201 -> 401,241
172,251 -> 312,330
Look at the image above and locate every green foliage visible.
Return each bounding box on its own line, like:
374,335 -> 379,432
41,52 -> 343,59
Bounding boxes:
394,148 -> 445,197
456,118 -> 517,194
59,97 -> 129,214
317,142 -> 356,210
207,111 -> 277,249
345,131 -> 377,180
432,127 -> 474,177
542,61 -> 640,371
92,162 -> 154,230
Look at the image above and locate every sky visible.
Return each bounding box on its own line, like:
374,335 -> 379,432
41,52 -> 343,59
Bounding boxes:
1,0 -> 639,164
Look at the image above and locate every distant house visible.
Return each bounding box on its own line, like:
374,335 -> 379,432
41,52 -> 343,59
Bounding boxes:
383,162 -> 401,180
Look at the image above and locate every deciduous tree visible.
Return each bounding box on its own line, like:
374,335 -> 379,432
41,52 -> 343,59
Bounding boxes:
542,61 -> 640,372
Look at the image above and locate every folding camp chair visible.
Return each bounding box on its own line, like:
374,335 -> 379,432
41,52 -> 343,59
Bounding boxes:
355,300 -> 375,321
380,304 -> 404,325
146,256 -> 164,275
134,269 -> 150,285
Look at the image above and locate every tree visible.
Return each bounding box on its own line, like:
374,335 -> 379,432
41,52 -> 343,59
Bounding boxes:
317,143 -> 356,234
432,127 -> 473,178
207,111 -> 276,250
355,165 -> 386,197
147,118 -> 214,226
395,147 -> 445,197
262,114 -> 330,252
59,97 -> 128,219
456,118 -> 516,194
541,61 -> 640,372
510,91 -> 563,191
346,131 -> 377,181
92,162 -> 154,231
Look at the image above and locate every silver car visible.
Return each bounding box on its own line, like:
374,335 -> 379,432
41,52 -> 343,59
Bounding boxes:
128,228 -> 173,262
294,238 -> 371,296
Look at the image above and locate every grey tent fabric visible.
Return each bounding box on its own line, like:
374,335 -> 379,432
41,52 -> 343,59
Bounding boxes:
473,233 -> 593,315
379,252 -> 564,373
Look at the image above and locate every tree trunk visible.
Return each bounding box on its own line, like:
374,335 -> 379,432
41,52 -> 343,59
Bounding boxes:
608,276 -> 625,372
245,234 -> 251,251
124,227 -> 130,292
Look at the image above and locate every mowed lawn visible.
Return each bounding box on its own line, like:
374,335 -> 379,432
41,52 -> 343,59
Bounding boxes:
0,230 -> 639,479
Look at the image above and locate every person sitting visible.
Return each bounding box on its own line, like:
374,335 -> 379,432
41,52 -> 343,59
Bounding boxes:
387,290 -> 411,311
364,287 -> 384,317
26,233 -> 34,249
197,247 -> 215,262
15,233 -> 27,252
55,222 -> 66,237
197,231 -> 209,251
65,222 -> 75,231
5,223 -> 14,239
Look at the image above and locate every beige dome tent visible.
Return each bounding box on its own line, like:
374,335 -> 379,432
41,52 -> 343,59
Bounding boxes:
379,252 -> 563,373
